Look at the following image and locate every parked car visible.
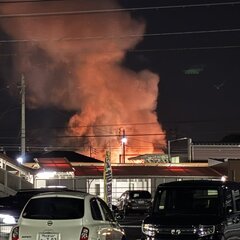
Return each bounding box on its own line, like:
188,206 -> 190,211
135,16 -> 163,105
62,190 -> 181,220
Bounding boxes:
9,191 -> 126,240
142,180 -> 240,240
0,186 -> 74,225
116,190 -> 152,216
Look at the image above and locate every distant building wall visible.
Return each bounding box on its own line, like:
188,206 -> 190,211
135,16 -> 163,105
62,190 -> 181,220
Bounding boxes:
0,168 -> 33,196
192,144 -> 240,161
34,174 -> 220,202
228,160 -> 240,182
0,155 -> 33,196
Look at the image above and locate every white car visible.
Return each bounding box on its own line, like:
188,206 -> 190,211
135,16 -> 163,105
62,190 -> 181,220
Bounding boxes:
9,191 -> 126,240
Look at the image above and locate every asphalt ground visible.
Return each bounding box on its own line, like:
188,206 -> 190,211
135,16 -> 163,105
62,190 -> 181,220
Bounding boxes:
119,213 -> 148,240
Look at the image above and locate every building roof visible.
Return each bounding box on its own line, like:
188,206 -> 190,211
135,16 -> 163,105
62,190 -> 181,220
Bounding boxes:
36,157 -> 74,172
4,150 -> 102,164
73,165 -> 225,178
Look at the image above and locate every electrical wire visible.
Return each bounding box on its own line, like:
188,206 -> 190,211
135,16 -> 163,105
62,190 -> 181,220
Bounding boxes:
0,1 -> 240,18
0,44 -> 240,58
0,28 -> 239,44
0,0 -> 64,3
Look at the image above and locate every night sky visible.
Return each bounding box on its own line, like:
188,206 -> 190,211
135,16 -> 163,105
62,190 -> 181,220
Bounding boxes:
121,0 -> 240,142
0,0 -> 240,156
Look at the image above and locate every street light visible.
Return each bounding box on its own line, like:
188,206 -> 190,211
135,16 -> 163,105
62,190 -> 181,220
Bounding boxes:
167,137 -> 192,163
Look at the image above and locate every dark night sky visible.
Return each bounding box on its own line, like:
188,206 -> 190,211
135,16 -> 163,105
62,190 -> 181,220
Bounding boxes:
0,0 -> 240,153
122,0 -> 240,142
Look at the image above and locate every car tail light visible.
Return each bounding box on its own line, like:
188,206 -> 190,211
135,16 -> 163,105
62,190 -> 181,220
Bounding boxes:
80,227 -> 89,240
10,226 -> 19,240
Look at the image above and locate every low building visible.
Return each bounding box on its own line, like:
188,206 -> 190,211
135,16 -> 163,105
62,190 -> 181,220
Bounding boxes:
0,149 -> 234,203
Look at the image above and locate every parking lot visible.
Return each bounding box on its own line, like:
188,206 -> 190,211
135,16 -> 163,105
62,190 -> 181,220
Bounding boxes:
1,214 -> 146,240
119,214 -> 147,240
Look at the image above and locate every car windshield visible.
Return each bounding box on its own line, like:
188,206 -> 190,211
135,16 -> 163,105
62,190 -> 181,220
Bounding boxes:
154,187 -> 220,215
129,191 -> 151,199
22,197 -> 84,219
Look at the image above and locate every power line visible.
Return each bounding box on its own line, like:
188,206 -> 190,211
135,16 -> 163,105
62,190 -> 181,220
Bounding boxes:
0,0 -> 64,3
0,28 -> 239,44
43,133 -> 166,138
28,122 -> 162,130
0,44 -> 240,58
0,1 -> 240,18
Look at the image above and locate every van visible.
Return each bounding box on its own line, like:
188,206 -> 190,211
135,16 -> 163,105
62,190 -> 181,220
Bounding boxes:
141,180 -> 240,240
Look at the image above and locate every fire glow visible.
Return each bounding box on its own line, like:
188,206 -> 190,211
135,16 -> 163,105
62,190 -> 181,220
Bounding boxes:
0,0 -> 166,162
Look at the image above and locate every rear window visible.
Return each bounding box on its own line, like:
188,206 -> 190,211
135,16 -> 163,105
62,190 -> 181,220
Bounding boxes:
22,197 -> 84,219
129,191 -> 151,199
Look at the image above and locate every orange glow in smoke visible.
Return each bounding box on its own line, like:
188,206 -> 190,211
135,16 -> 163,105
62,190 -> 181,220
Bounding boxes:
0,0 -> 166,162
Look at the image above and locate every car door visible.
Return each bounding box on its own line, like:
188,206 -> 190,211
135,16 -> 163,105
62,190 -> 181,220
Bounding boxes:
224,188 -> 240,240
90,197 -> 113,240
97,198 -> 125,240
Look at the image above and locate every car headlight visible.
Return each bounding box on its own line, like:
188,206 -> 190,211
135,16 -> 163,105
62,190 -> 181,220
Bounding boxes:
197,225 -> 215,237
142,224 -> 158,237
0,214 -> 16,224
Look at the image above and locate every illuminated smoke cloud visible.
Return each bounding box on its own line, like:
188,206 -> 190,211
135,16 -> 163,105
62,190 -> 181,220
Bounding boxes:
0,0 -> 166,162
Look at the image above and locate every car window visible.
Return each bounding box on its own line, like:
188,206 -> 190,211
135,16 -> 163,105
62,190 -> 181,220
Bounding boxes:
22,197 -> 84,219
154,187 -> 219,215
97,198 -> 115,222
90,198 -> 103,220
129,191 -> 151,199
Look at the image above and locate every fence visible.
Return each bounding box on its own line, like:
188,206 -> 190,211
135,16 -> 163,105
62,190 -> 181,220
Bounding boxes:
1,174 -> 219,238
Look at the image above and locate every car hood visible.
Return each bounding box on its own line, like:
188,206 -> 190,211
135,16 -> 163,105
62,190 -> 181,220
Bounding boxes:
0,207 -> 21,218
143,213 -> 222,226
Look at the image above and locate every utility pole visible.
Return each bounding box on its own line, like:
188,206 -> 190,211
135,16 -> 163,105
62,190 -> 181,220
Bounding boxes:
122,129 -> 127,164
188,138 -> 192,162
21,74 -> 26,159
167,140 -> 171,162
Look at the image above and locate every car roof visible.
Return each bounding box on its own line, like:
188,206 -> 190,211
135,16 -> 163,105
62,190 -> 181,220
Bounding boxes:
157,180 -> 240,188
30,191 -> 92,199
16,187 -> 69,193
14,187 -> 84,195
126,190 -> 150,193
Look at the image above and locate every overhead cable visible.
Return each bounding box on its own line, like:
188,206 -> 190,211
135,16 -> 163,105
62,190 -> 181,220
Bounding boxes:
0,1 -> 240,18
0,28 -> 240,44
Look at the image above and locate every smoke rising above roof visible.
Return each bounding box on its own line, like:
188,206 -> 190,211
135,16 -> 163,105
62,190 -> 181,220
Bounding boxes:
0,0 -> 166,162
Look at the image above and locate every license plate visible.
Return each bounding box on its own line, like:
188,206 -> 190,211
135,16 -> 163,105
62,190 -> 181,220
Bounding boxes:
138,200 -> 144,204
39,233 -> 58,240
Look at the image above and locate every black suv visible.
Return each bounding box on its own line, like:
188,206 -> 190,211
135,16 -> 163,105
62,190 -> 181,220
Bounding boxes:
0,187 -> 75,224
142,180 -> 240,240
116,190 -> 152,216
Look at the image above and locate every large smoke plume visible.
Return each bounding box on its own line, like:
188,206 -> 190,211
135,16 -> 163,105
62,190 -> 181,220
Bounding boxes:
0,0 -> 166,162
